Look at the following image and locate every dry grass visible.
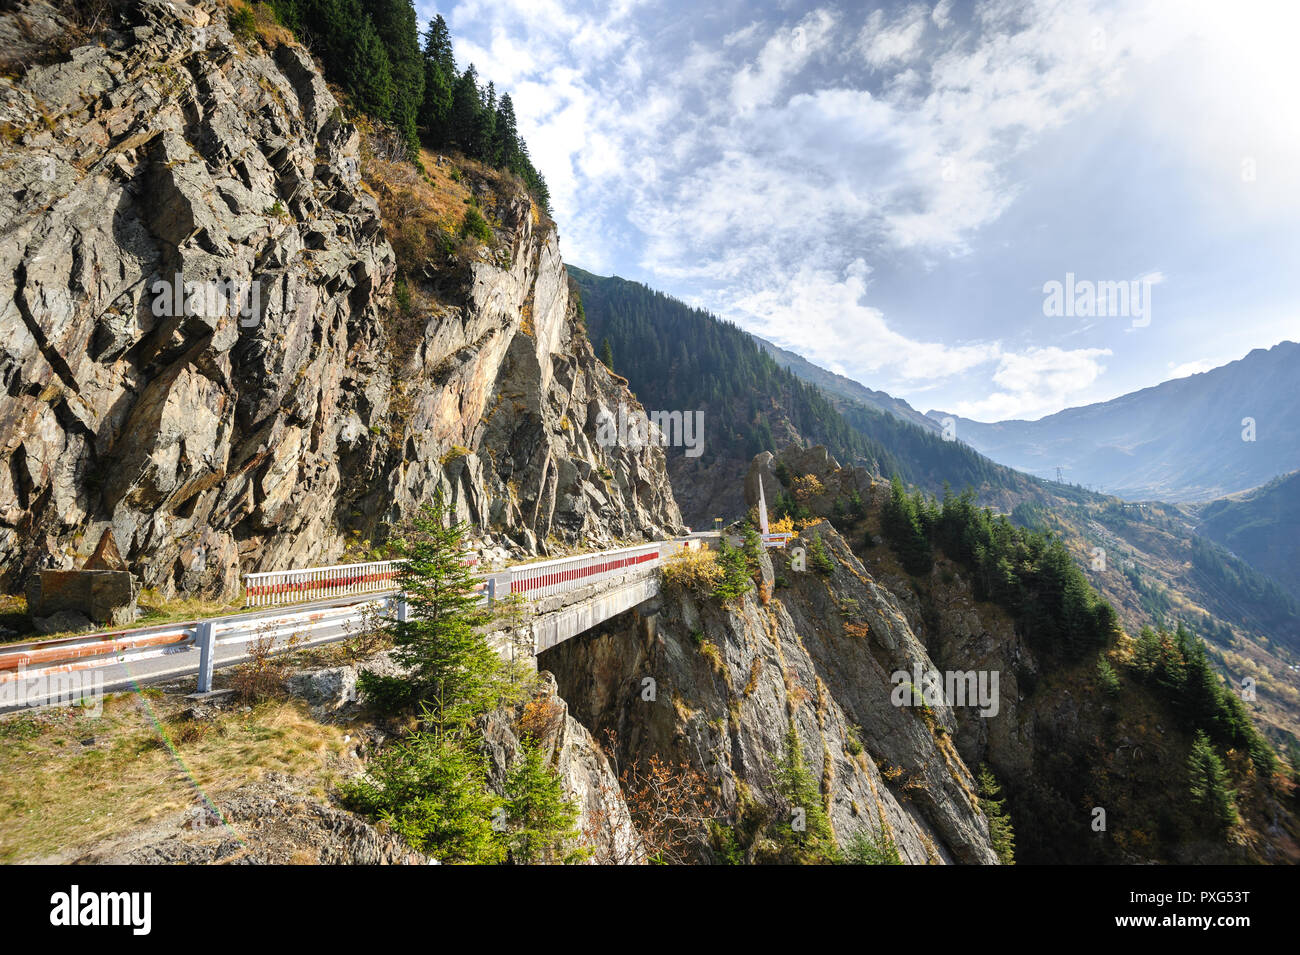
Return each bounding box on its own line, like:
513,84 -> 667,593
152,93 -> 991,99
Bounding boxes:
135,590 -> 247,627
661,548 -> 723,595
0,694 -> 347,862
363,143 -> 473,272
229,1 -> 297,50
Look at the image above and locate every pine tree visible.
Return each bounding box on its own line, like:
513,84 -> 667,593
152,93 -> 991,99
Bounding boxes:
712,537 -> 751,605
419,15 -> 455,145
364,0 -> 424,150
449,65 -> 486,156
600,337 -> 614,370
1187,730 -> 1238,831
774,723 -> 837,863
344,20 -> 395,121
359,490 -> 505,731
882,476 -> 932,576
422,13 -> 454,68
1181,630 -> 1225,731
503,741 -> 581,864
492,92 -> 520,169
977,765 -> 1016,864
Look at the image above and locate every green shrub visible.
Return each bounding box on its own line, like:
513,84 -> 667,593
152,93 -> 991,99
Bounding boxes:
339,730 -> 503,863
842,811 -> 902,865
462,206 -> 493,243
806,534 -> 834,575
1095,656 -> 1121,697
229,4 -> 257,40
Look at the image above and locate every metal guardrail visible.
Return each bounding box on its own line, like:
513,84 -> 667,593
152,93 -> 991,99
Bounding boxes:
2,537 -> 703,706
0,594 -> 393,698
0,621 -> 197,678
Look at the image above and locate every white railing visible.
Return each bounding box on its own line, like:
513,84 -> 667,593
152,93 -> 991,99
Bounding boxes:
506,540 -> 693,601
242,560 -> 402,607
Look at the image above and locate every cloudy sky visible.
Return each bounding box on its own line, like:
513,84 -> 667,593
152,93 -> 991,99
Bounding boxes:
419,0 -> 1300,421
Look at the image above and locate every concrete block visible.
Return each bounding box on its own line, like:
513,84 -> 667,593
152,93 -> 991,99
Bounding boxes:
26,568 -> 139,627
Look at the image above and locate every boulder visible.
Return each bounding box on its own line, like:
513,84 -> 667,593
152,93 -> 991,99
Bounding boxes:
286,665 -> 358,711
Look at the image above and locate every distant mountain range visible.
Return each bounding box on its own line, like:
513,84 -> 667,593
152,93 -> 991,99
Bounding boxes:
759,328 -> 1300,611
925,341 -> 1300,502
571,268 -> 1017,525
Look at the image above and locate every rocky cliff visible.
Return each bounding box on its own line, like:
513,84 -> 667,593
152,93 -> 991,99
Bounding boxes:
541,521 -> 1000,863
0,0 -> 680,601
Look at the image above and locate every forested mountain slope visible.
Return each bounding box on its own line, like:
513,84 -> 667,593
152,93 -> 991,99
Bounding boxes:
1193,470 -> 1300,600
572,268 -> 1017,523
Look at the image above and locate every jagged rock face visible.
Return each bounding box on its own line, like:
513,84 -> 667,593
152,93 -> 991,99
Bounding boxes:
541,521 -> 1000,864
0,0 -> 680,599
389,218 -> 683,555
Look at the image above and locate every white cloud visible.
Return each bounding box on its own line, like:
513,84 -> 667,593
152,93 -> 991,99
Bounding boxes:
952,347 -> 1113,421
728,260 -> 1001,384
730,8 -> 837,114
426,0 -> 1300,420
1166,358 -> 1215,379
860,4 -> 929,69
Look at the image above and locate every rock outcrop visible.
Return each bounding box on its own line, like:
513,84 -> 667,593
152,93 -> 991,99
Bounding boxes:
731,445 -> 1300,864
541,512 -> 1001,864
0,0 -> 680,602
58,772 -> 431,865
